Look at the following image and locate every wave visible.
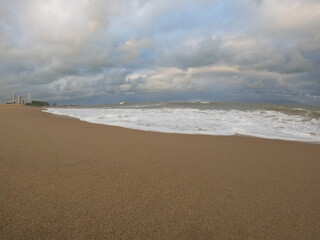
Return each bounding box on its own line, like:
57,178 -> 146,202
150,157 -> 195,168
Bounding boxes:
44,102 -> 320,143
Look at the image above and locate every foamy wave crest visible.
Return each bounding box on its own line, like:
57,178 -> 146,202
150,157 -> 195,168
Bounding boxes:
44,105 -> 320,143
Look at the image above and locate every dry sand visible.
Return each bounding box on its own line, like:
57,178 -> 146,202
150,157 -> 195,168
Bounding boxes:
1,104 -> 319,239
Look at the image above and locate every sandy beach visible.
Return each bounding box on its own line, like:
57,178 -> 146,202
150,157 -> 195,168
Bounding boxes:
1,104 -> 319,239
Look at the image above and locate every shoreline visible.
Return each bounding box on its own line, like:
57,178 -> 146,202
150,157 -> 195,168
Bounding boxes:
42,107 -> 320,145
1,104 -> 320,239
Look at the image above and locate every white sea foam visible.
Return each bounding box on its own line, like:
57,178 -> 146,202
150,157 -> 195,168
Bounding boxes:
44,104 -> 320,143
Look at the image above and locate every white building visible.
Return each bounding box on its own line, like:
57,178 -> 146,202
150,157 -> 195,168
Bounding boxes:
28,94 -> 32,104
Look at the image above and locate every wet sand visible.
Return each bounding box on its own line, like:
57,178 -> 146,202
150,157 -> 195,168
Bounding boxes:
1,104 -> 319,239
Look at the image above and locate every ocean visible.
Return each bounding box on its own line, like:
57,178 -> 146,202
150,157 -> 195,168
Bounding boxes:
44,102 -> 320,143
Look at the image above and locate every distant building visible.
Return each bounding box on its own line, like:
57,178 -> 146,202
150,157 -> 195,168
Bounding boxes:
28,94 -> 32,104
11,93 -> 33,104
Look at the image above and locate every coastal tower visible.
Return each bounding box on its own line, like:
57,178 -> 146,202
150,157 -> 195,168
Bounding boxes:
28,94 -> 32,104
17,96 -> 21,104
13,93 -> 16,103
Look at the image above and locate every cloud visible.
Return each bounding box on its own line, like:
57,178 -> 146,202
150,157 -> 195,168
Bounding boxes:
0,0 -> 319,105
124,65 -> 281,94
260,0 -> 320,33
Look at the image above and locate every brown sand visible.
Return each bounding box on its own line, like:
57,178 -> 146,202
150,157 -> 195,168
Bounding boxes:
0,104 -> 319,239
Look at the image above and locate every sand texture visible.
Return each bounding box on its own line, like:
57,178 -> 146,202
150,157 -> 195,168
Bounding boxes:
1,104 -> 320,239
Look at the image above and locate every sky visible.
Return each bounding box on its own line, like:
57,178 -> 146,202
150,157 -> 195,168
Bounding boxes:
0,0 -> 320,105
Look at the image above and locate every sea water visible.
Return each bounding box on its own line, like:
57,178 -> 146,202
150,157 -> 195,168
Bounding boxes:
44,102 -> 320,143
